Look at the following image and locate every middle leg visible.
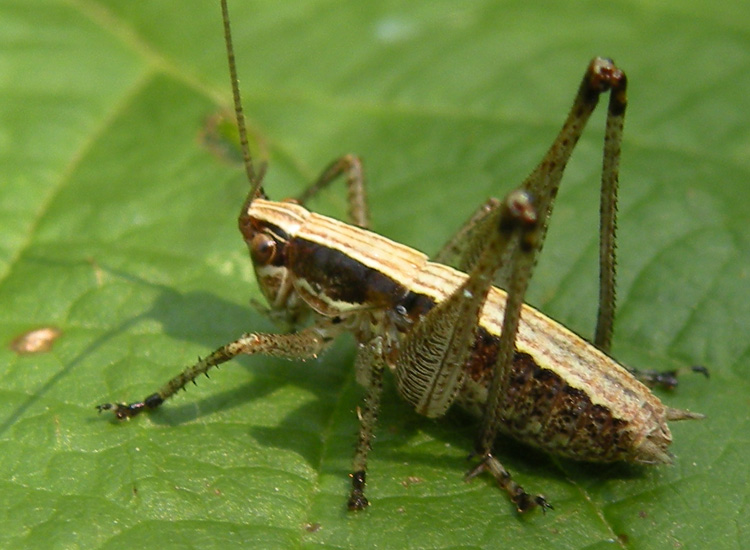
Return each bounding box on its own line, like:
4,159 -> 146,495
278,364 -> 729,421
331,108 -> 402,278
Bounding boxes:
296,154 -> 370,228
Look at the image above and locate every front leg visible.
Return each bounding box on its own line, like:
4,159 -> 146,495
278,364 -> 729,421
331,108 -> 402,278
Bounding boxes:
97,324 -> 339,419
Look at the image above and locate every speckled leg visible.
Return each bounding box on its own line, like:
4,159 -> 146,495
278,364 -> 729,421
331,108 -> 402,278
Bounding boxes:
97,324 -> 338,419
296,154 -> 370,229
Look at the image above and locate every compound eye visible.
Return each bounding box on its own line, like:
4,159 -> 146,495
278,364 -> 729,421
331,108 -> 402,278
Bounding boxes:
250,233 -> 277,265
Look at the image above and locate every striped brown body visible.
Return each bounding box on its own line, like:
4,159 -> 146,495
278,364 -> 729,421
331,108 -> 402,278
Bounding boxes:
241,198 -> 683,465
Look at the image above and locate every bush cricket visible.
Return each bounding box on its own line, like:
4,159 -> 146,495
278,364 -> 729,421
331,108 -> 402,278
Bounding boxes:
98,0 -> 705,513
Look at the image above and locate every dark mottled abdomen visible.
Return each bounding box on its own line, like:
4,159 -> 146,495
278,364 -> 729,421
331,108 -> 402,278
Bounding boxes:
499,352 -> 637,461
460,329 -> 643,463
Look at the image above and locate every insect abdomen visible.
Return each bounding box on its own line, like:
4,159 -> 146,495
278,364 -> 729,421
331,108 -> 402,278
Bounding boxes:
461,328 -> 674,464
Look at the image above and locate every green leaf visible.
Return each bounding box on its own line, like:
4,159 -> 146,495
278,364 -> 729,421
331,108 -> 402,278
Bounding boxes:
1,0 -> 748,549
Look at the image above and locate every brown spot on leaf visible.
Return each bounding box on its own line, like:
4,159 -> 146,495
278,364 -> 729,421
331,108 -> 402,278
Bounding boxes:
400,476 -> 424,488
10,327 -> 62,354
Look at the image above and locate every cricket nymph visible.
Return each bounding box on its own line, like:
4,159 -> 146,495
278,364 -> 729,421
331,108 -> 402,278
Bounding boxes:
241,198 -> 700,469
98,3 -> 704,513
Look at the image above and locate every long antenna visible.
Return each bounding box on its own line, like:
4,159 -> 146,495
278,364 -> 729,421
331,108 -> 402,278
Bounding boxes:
220,0 -> 263,203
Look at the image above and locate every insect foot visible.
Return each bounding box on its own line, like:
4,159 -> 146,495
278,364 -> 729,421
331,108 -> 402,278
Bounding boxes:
466,453 -> 552,513
96,394 -> 163,420
347,471 -> 369,511
628,364 -> 710,390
